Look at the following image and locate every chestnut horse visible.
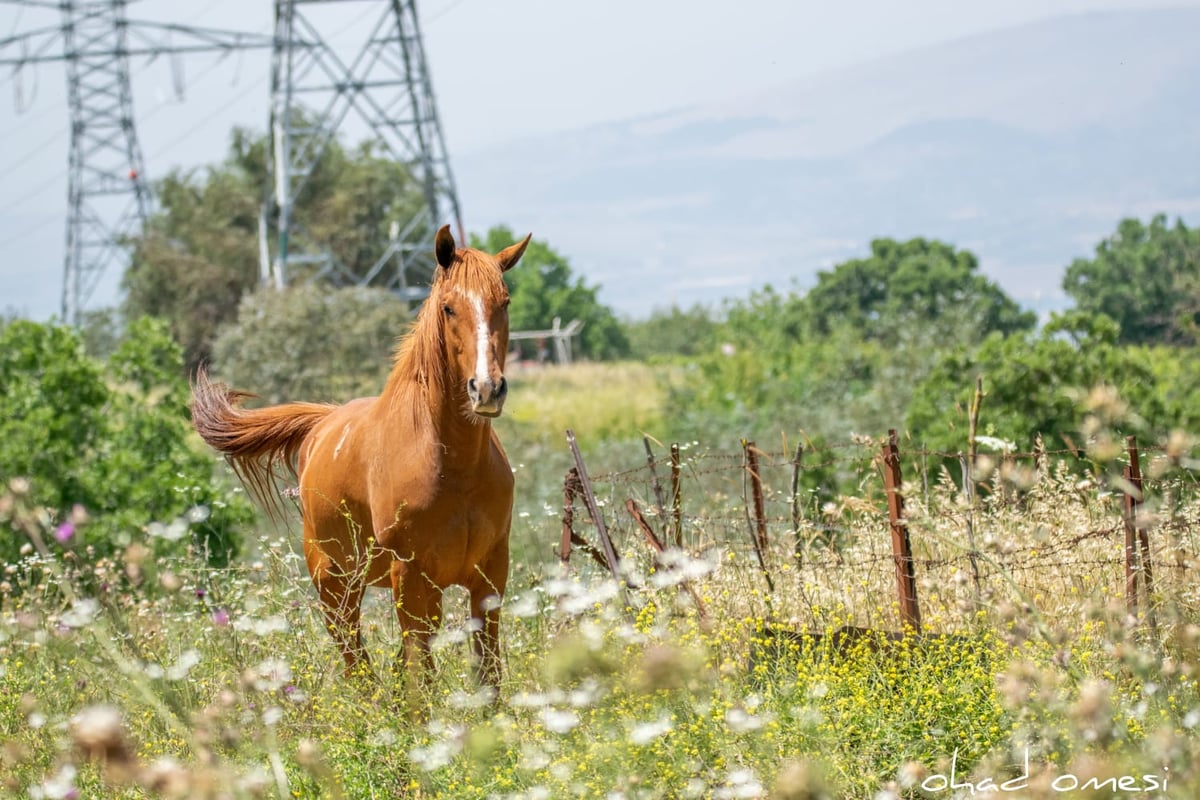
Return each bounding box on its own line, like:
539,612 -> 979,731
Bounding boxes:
191,226 -> 530,695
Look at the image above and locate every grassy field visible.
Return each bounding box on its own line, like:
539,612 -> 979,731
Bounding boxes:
3,362 -> 1200,798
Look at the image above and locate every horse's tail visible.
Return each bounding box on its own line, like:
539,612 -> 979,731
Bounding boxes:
191,367 -> 336,518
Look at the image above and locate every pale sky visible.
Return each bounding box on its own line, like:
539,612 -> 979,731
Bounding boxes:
0,0 -> 1194,318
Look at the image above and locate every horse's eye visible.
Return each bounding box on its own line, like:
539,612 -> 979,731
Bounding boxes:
442,304 -> 454,317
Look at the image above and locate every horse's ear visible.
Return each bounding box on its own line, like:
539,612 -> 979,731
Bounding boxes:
435,225 -> 456,269
495,233 -> 532,273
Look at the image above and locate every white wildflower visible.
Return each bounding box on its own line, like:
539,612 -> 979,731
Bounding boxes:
714,768 -> 763,799
628,716 -> 673,745
368,728 -> 398,747
430,626 -> 468,650
166,649 -> 201,681
975,435 -> 1016,453
61,598 -> 100,628
649,548 -> 718,588
507,593 -> 540,618
448,688 -> 494,709
32,764 -> 77,800
251,657 -> 292,691
725,707 -> 767,733
409,739 -> 461,771
539,708 -> 579,734
185,505 -> 211,524
233,614 -> 289,636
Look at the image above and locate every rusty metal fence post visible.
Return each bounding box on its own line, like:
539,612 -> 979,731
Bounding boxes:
561,468 -> 578,565
742,440 -> 775,594
791,443 -> 804,566
670,443 -> 682,548
882,429 -> 921,633
644,436 -> 668,520
1122,435 -> 1157,632
566,429 -> 625,587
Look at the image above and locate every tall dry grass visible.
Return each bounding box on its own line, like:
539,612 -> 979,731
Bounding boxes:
2,363 -> 1199,798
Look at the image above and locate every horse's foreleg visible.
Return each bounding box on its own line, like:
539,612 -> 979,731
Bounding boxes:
308,555 -> 370,679
389,560 -> 442,706
467,541 -> 509,696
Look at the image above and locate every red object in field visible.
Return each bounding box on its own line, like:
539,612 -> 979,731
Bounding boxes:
128,169 -> 139,180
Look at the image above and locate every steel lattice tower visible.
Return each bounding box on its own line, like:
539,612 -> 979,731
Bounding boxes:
1,0 -> 274,324
58,0 -> 150,325
264,0 -> 462,297
4,1 -> 461,319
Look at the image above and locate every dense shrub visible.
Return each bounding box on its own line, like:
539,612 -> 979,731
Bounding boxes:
0,318 -> 254,568
212,284 -> 411,404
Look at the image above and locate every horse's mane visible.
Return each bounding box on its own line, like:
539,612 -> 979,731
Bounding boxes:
385,247 -> 508,405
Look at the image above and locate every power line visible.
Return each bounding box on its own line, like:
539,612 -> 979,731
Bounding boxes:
426,0 -> 469,25
1,1 -> 464,320
0,211 -> 60,250
0,42 -> 257,214
0,1 -> 276,323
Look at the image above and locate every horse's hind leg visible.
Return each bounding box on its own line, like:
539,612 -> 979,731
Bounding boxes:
306,547 -> 370,678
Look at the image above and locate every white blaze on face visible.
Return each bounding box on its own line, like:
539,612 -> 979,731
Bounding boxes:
470,292 -> 491,389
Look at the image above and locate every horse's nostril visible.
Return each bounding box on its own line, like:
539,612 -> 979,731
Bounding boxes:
497,377 -> 507,396
468,378 -> 478,395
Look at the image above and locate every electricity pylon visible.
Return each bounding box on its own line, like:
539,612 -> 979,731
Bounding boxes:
0,0 -> 272,324
1,0 -> 463,318
60,1 -> 152,326
264,0 -> 462,298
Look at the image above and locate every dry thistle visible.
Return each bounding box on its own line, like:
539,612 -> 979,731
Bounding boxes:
70,704 -> 137,782
770,759 -> 833,800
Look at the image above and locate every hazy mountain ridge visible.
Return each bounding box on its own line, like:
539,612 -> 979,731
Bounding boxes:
456,7 -> 1200,316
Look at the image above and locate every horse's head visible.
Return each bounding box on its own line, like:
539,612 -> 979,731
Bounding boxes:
433,225 -> 531,419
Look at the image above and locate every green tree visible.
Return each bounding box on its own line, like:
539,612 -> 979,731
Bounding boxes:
471,226 -> 629,361
1063,214 -> 1200,345
212,284 -> 411,404
124,124 -> 426,372
122,150 -> 262,373
803,238 -> 1036,340
906,311 -> 1166,457
0,318 -> 254,568
625,304 -> 719,360
672,237 -> 1035,444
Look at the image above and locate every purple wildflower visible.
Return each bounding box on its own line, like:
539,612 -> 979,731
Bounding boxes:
212,608 -> 230,626
54,522 -> 75,544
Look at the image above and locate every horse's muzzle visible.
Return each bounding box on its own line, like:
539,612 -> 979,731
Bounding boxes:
468,376 -> 507,417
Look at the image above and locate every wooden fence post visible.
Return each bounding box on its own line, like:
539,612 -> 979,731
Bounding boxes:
742,440 -> 775,594
791,442 -> 804,566
882,429 -> 921,633
566,429 -> 624,587
958,454 -> 982,601
643,436 -> 668,520
561,468 -> 578,565
670,443 -> 682,548
1122,435 -> 1157,632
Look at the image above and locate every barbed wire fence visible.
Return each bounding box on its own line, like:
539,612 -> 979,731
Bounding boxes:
557,428 -> 1200,638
